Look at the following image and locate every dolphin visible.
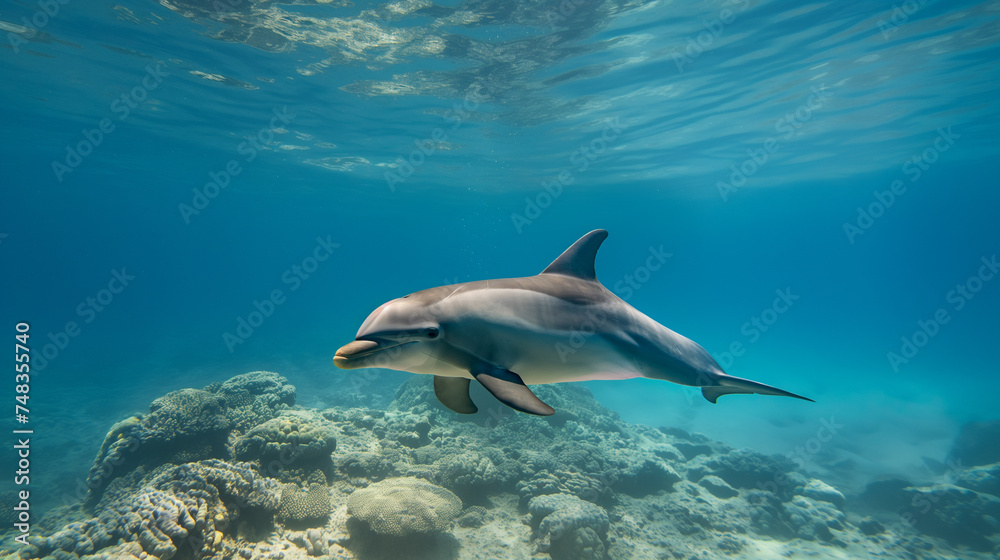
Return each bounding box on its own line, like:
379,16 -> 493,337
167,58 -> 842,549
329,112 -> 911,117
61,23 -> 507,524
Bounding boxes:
334,230 -> 812,416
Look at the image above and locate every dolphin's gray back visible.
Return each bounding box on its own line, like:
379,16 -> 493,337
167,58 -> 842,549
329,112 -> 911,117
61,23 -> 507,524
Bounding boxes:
409,274 -> 608,306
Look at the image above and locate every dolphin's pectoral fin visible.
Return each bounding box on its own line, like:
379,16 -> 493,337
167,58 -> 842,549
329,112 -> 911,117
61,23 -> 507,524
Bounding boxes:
702,375 -> 814,404
472,367 -> 555,416
433,376 -> 478,414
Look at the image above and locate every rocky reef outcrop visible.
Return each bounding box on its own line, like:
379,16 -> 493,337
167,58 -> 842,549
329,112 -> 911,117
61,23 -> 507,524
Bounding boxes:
83,371 -> 296,508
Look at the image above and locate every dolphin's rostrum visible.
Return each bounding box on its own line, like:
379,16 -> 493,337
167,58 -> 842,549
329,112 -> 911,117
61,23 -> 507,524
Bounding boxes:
334,230 -> 812,415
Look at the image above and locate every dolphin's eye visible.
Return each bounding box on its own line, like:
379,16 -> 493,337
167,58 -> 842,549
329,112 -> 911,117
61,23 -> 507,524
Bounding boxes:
427,327 -> 439,339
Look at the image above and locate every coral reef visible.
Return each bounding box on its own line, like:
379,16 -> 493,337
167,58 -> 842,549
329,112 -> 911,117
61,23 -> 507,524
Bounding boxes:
517,469 -> 612,506
84,372 -> 295,507
9,370 -> 1000,560
210,371 -> 297,432
697,475 -> 738,499
21,460 -> 280,560
783,495 -> 846,544
232,413 -> 337,485
799,478 -> 845,508
346,477 -> 461,536
277,484 -> 331,528
613,455 -> 680,496
744,489 -> 795,540
334,450 -> 399,481
528,493 -> 609,558
693,448 -> 797,494
84,388 -> 231,507
433,452 -> 499,501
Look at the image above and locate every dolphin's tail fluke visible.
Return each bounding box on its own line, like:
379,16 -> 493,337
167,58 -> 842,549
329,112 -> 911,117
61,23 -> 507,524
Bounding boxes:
702,374 -> 814,404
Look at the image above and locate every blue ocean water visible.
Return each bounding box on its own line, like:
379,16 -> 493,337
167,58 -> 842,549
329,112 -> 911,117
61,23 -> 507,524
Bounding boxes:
1,0 -> 998,531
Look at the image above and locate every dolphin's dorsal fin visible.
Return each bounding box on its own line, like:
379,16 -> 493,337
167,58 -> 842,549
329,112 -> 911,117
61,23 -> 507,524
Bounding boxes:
541,229 -> 608,281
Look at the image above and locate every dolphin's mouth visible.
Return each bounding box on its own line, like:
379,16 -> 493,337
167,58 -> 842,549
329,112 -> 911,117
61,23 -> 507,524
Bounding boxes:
333,339 -> 410,368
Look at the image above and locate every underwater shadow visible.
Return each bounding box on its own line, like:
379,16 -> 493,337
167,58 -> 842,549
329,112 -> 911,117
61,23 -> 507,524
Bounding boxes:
344,518 -> 461,560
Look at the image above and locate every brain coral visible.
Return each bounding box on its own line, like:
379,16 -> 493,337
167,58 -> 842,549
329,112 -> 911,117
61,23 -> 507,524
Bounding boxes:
278,483 -> 332,527
347,477 -> 462,536
232,414 -> 337,484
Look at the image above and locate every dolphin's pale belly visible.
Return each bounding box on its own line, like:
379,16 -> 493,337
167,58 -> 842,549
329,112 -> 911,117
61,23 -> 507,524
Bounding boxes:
499,320 -> 645,384
412,329 -> 643,384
